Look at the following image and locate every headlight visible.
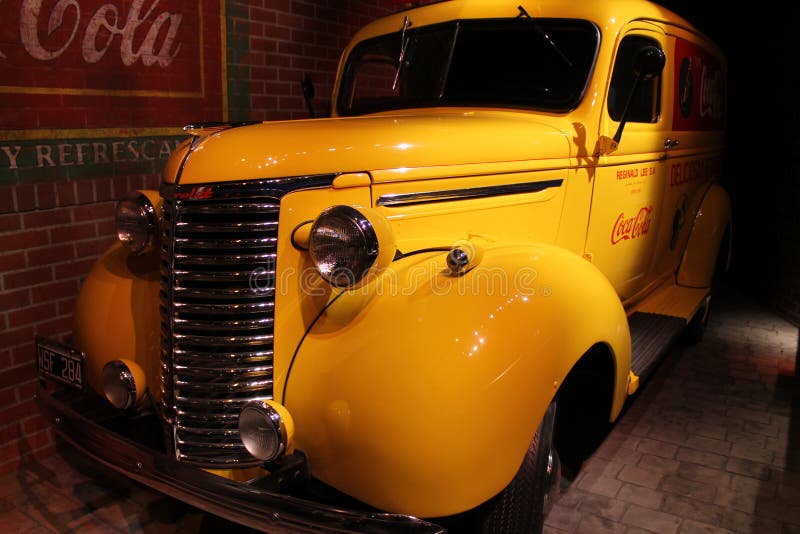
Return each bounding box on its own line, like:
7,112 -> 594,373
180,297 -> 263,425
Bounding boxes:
116,191 -> 160,254
309,205 -> 394,289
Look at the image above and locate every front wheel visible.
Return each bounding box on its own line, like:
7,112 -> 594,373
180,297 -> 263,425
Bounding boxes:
478,401 -> 560,534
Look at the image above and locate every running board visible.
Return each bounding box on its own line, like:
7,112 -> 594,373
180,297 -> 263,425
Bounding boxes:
628,312 -> 686,389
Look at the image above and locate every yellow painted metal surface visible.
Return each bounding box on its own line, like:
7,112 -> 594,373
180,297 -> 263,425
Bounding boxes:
284,243 -> 629,517
73,243 -> 161,401
632,281 -> 710,318
176,111 -> 571,184
65,0 -> 731,520
677,184 -> 732,288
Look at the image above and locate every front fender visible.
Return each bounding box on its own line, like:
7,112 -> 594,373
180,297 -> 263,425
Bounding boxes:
73,243 -> 161,400
284,243 -> 629,517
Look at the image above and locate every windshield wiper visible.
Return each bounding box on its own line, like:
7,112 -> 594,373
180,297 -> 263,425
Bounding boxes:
517,5 -> 573,68
392,16 -> 413,91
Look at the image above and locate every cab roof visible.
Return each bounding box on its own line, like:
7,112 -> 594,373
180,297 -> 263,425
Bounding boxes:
349,0 -> 699,50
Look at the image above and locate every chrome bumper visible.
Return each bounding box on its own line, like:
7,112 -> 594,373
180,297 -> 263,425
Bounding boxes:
35,382 -> 445,533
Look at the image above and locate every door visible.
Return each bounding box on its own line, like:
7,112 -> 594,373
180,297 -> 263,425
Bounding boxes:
586,25 -> 670,301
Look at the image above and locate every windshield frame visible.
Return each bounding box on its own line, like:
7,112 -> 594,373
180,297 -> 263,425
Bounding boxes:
336,17 -> 601,117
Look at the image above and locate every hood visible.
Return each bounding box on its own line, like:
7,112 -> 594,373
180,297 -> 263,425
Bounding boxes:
175,109 -> 572,184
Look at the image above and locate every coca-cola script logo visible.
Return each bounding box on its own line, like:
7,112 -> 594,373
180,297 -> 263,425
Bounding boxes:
611,206 -> 653,245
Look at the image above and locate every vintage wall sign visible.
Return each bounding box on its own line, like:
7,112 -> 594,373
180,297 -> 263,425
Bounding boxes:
0,0 -> 226,130
0,135 -> 184,181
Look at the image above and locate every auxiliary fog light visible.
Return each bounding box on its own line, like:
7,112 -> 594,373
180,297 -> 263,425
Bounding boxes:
102,359 -> 145,410
239,400 -> 295,462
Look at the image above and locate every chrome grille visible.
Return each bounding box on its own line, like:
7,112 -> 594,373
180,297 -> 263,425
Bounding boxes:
161,186 -> 282,467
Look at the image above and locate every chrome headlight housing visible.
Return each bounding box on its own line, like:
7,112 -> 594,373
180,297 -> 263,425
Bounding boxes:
116,191 -> 160,254
239,400 -> 293,462
309,205 -> 394,289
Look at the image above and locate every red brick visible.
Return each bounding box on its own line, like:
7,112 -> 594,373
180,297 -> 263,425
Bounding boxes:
0,364 -> 35,391
21,415 -> 50,436
111,176 -> 129,198
21,427 -> 54,452
0,186 -> 14,213
75,236 -> 115,259
0,330 -> 32,356
30,280 -> 79,303
25,243 -> 74,267
15,380 -> 37,403
50,222 -> 96,243
0,447 -> 21,473
15,184 -> 36,212
0,214 -> 21,232
56,181 -> 77,207
96,219 -> 116,238
56,298 -> 75,317
0,251 -> 26,272
0,458 -> 21,475
142,174 -> 160,189
0,288 -> 30,312
54,258 -> 95,279
34,316 -> 73,338
0,350 -> 10,369
72,202 -> 115,222
28,441 -> 57,462
36,183 -> 57,210
7,302 -> 57,329
75,180 -> 95,204
0,424 -> 20,446
11,345 -> 32,366
0,388 -> 14,408
95,179 -> 112,201
3,266 -> 53,290
0,229 -> 49,252
22,208 -> 71,229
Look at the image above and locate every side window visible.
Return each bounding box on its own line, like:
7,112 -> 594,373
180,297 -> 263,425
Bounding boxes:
608,35 -> 662,123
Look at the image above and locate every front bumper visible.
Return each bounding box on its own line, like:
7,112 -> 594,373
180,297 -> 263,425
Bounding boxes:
35,382 -> 445,533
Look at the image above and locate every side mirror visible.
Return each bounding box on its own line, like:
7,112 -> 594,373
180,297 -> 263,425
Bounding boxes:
301,74 -> 316,118
612,45 -> 665,144
633,45 -> 666,80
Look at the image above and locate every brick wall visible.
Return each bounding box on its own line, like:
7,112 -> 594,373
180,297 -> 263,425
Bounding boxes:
0,174 -> 160,473
0,0 -> 420,475
227,0 -> 402,121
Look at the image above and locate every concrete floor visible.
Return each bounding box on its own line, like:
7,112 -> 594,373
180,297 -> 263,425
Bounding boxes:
2,283 -> 798,533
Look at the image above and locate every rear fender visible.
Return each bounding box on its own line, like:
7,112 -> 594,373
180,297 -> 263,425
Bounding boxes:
677,184 -> 732,288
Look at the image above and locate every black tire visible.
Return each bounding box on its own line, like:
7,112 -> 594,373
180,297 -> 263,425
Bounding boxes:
478,402 -> 559,534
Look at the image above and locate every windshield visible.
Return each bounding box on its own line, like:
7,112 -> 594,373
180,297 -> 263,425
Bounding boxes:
337,18 -> 599,116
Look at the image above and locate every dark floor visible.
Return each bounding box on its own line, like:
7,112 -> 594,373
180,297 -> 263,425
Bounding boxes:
2,284 -> 798,533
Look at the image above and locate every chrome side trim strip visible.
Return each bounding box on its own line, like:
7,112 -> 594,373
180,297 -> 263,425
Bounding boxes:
36,383 -> 444,534
376,178 -> 564,207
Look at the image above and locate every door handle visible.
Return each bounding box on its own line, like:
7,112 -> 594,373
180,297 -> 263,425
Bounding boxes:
664,138 -> 680,151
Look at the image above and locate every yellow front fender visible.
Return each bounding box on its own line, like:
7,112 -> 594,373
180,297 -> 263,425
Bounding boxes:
284,243 -> 630,517
73,243 -> 161,401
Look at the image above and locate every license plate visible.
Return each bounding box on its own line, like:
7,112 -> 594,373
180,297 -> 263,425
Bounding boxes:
36,337 -> 85,390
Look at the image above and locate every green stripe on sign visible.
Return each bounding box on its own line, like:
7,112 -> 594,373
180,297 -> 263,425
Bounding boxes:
226,1 -> 251,122
0,136 -> 186,184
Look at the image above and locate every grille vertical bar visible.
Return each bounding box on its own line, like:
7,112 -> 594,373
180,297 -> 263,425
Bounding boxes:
160,190 -> 280,467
